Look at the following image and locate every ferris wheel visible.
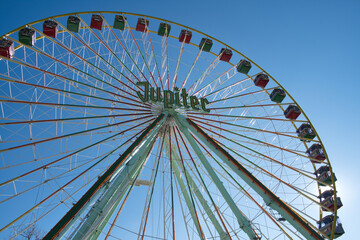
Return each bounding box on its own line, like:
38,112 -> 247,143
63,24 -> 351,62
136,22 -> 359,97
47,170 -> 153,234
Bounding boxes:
0,12 -> 344,240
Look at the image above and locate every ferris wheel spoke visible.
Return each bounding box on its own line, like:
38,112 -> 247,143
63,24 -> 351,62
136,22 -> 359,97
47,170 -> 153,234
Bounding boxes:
118,28 -> 143,74
172,157 -> 204,239
174,116 -> 261,239
122,35 -> 155,92
0,76 -> 148,110
102,127 -> 162,240
0,129 -> 137,147
5,37 -> 143,106
188,112 -> 307,123
72,133 -> 160,240
28,25 -> 142,101
176,116 -> 324,239
188,115 -> 319,143
104,176 -> 139,240
0,99 -> 150,113
180,49 -> 202,91
226,147 -> 316,182
6,168 -> 107,240
191,118 -> 318,162
188,55 -> 220,95
0,148 -> 112,234
182,138 -> 265,239
101,17 -> 155,90
194,199 -> 218,240
161,35 -> 170,90
161,134 -> 171,239
143,22 -> 164,90
167,126 -> 176,240
193,66 -> 241,98
172,171 -> 191,239
205,78 -> 257,104
287,201 -> 324,225
1,56 -> 142,106
124,20 -> 158,89
0,113 -> 153,153
0,128 -> 146,177
217,141 -> 333,214
139,32 -> 158,87
42,114 -> 166,239
0,144 -> 90,170
171,40 -> 185,90
0,140 -> 122,206
1,136 -> 129,197
209,86 -> 288,111
77,15 -> 151,93
174,129 -> 238,240
174,126 -> 234,239
0,116 -> 155,196
172,126 -> 206,239
0,112 -> 148,126
273,220 -> 306,240
209,86 -> 277,105
212,96 -> 272,115
78,16 -> 142,83
191,118 -> 327,184
192,134 -> 294,239
49,20 -> 141,96
208,102 -> 293,111
138,131 -> 166,240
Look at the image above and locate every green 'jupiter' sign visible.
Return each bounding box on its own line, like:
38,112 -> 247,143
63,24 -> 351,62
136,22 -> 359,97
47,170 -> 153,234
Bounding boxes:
136,82 -> 210,112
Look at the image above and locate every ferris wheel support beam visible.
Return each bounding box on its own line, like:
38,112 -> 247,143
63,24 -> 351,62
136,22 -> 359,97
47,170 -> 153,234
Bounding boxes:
174,114 -> 259,240
43,114 -> 167,240
166,137 -> 231,240
73,124 -> 161,240
164,137 -> 205,239
174,114 -> 324,240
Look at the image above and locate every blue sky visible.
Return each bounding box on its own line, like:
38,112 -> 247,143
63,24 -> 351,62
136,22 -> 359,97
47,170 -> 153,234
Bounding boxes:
0,0 -> 359,238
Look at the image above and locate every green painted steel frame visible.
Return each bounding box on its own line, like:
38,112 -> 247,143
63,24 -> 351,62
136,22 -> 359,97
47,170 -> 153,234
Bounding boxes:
175,114 -> 324,240
166,138 -> 231,240
174,114 -> 259,240
43,114 -> 166,240
74,119 -> 163,240
165,136 -> 205,239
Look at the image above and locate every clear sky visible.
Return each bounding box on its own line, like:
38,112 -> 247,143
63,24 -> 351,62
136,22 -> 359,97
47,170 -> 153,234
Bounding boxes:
0,0 -> 359,239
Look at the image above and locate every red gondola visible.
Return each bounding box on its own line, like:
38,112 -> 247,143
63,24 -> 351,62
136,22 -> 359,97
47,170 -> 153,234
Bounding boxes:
90,14 -> 103,31
0,39 -> 14,58
43,20 -> 58,38
136,18 -> 149,32
219,48 -> 232,62
179,30 -> 192,43
253,74 -> 269,88
284,105 -> 301,120
306,144 -> 326,163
